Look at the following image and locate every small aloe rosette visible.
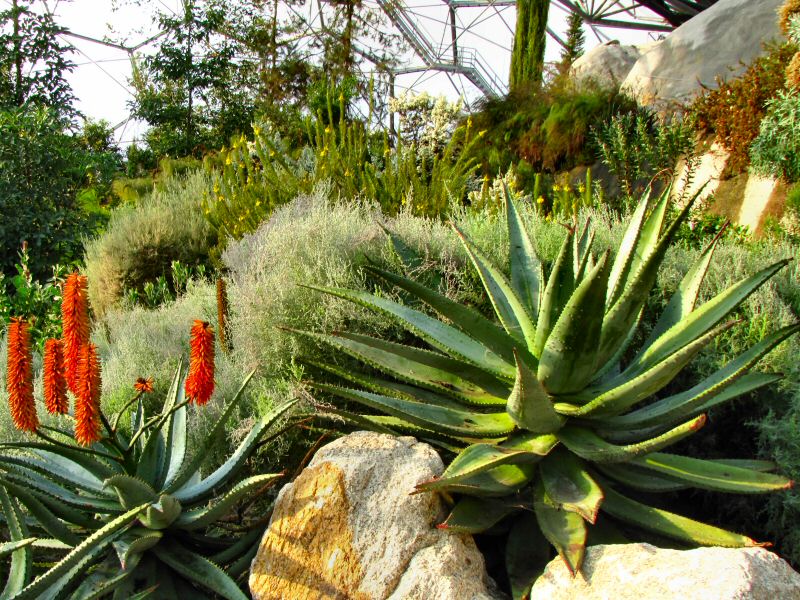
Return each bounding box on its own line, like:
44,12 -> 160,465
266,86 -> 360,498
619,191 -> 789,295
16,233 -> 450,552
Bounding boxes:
299,186 -> 797,596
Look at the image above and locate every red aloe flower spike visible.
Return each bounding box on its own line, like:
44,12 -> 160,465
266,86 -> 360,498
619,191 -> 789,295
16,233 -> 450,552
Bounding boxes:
74,343 -> 102,446
61,273 -> 90,395
185,320 -> 215,405
6,318 -> 38,432
43,338 -> 68,414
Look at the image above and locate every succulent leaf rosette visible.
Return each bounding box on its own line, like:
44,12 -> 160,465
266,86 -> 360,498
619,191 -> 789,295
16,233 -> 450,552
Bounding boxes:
300,187 -> 797,597
2,337 -> 294,599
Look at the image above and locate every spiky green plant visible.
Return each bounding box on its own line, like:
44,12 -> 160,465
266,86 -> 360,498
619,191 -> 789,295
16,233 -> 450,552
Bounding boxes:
0,368 -> 294,599
299,186 -> 797,597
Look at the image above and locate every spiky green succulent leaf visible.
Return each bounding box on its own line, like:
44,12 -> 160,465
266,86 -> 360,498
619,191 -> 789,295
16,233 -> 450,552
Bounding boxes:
0,487 -> 31,600
365,265 -> 523,366
113,530 -> 163,569
0,478 -> 79,546
505,183 -> 543,322
140,494 -> 181,530
165,369 -> 256,492
628,453 -> 793,493
151,540 -> 249,600
304,285 -> 515,378
0,540 -> 34,558
506,512 -> 551,600
534,479 -> 586,574
437,496 -> 516,533
507,351 -> 564,433
417,433 -> 556,492
533,229 -> 574,357
176,474 -> 280,530
600,484 -> 763,547
313,383 -> 515,438
171,400 -> 295,502
557,416 -> 706,463
295,329 -> 507,406
538,251 -> 610,393
453,224 -> 537,349
9,504 -> 146,600
540,449 -> 603,523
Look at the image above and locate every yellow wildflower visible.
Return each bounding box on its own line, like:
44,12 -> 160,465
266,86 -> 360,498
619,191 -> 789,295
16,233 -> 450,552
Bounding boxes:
537,196 -> 545,204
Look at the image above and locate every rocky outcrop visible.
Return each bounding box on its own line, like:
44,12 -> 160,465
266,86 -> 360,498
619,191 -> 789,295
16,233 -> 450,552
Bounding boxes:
249,432 -> 501,600
671,143 -> 789,233
569,41 -> 646,91
621,0 -> 785,110
530,543 -> 800,599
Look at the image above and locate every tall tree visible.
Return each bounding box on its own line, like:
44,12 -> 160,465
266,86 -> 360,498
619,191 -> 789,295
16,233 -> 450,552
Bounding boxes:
129,0 -> 267,158
0,0 -> 76,117
509,0 -> 550,91
556,10 -> 585,79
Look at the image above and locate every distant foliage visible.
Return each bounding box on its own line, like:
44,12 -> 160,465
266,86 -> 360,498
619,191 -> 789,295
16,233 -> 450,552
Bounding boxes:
389,91 -> 463,154
691,42 -> 795,177
750,89 -> 800,181
750,18 -> 800,183
206,93 -> 479,242
0,0 -> 76,118
468,83 -> 637,185
0,245 -> 65,350
0,107 -> 105,278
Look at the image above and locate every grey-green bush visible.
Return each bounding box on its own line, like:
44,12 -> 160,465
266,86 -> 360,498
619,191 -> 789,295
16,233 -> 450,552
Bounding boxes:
84,169 -> 217,317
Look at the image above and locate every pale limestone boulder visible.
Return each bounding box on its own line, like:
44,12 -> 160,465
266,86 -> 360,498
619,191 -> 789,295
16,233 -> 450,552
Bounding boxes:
621,0 -> 785,110
249,431 -> 501,600
569,41 -> 644,91
530,543 -> 800,600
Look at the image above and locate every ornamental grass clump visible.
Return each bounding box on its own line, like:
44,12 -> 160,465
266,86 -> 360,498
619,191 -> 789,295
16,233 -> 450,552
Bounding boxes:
301,186 -> 798,597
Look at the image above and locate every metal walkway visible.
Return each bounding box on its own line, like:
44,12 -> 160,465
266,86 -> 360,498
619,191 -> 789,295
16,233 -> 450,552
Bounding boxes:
379,0 -> 720,101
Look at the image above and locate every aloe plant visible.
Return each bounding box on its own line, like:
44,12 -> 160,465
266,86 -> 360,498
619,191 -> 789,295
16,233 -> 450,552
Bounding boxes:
300,186 -> 797,597
0,367 -> 295,599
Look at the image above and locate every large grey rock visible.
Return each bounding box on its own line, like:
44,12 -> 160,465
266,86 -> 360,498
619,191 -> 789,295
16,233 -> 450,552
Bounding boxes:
621,0 -> 785,109
531,543 -> 800,599
569,41 -> 646,90
249,431 -> 502,600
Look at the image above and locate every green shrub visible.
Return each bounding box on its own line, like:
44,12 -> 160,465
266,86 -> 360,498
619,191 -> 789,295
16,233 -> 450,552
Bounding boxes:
205,105 -> 480,244
593,109 -> 696,198
691,42 -> 795,177
750,89 -> 800,181
0,107 -> 105,279
0,246 -> 65,350
92,281 -> 247,461
467,83 -> 637,181
84,170 -> 217,317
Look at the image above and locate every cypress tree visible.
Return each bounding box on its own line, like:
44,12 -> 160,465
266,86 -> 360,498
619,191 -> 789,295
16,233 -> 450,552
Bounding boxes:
509,0 -> 550,91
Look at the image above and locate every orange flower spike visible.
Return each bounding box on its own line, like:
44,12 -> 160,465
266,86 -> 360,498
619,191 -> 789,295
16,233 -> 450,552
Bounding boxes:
134,377 -> 154,394
185,320 -> 215,405
74,343 -> 102,446
43,338 -> 68,414
6,318 -> 38,432
61,273 -> 90,395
